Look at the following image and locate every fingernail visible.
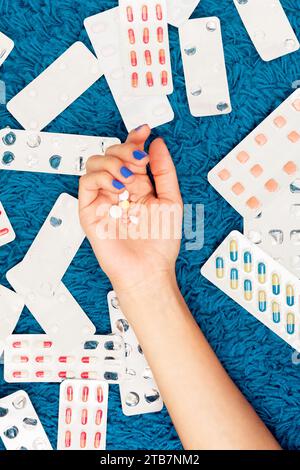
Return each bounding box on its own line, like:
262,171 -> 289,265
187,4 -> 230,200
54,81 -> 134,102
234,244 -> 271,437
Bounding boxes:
120,166 -> 133,178
133,150 -> 148,160
135,124 -> 147,131
112,179 -> 125,190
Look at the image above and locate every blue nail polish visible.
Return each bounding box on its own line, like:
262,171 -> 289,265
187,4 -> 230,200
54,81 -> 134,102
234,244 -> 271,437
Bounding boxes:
133,150 -> 147,160
112,179 -> 125,190
120,166 -> 133,178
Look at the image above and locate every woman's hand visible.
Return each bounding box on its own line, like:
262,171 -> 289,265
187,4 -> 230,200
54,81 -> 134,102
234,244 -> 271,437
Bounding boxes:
79,125 -> 183,293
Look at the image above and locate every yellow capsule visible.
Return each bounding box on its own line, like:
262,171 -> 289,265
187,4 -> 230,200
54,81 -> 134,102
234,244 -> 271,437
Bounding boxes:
258,290 -> 266,312
257,262 -> 266,284
243,251 -> 252,273
120,200 -> 130,210
244,280 -> 252,301
230,268 -> 238,289
216,257 -> 224,279
272,274 -> 280,295
272,301 -> 280,324
287,312 -> 295,335
286,285 -> 295,307
229,239 -> 238,261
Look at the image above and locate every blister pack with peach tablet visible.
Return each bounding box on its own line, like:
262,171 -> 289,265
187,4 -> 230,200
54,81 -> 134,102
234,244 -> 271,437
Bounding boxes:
208,89 -> 300,219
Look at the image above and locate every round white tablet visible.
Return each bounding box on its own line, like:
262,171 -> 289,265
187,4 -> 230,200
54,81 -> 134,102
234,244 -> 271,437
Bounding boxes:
119,190 -> 129,202
109,205 -> 123,219
129,215 -> 139,225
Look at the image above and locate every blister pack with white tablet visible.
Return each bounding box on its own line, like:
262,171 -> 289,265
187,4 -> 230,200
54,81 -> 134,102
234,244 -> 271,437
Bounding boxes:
4,334 -> 125,384
0,201 -> 15,246
201,231 -> 300,350
84,7 -> 174,131
233,0 -> 299,62
7,42 -> 102,131
0,286 -> 24,355
7,193 -> 85,296
166,0 -> 200,28
0,32 -> 14,67
208,89 -> 300,219
118,0 -> 173,95
57,380 -> 108,450
244,176 -> 300,278
0,128 -> 120,176
0,391 -> 52,450
108,291 -> 163,416
179,17 -> 231,117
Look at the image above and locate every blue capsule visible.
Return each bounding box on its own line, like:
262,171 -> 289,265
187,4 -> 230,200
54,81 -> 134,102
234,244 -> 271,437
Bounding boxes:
229,239 -> 238,262
244,279 -> 252,301
257,262 -> 266,284
244,251 -> 252,273
286,285 -> 294,307
230,268 -> 238,289
216,257 -> 224,279
258,291 -> 267,312
2,151 -> 15,165
2,131 -> 16,146
272,302 -> 280,324
272,274 -> 280,295
49,155 -> 62,170
287,312 -> 295,335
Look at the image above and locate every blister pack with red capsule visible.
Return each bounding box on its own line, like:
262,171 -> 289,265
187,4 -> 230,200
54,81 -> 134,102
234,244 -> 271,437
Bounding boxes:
108,291 -> 163,416
0,201 -> 15,247
4,334 -> 126,384
118,0 -> 173,96
57,380 -> 108,450
0,391 -> 52,450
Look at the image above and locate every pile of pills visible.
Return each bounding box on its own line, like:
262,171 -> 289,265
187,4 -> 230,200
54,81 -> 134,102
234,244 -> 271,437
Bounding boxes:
109,190 -> 139,225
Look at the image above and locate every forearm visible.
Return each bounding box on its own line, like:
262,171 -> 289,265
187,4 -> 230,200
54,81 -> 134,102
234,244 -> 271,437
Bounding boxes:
115,274 -> 281,450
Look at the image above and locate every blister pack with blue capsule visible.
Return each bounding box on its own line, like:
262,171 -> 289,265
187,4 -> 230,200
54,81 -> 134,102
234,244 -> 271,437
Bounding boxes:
201,231 -> 300,350
0,391 -> 52,450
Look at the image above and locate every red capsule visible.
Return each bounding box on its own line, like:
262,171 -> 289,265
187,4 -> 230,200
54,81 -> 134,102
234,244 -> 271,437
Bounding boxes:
131,72 -> 138,88
130,50 -> 137,67
36,371 -> 45,378
82,386 -> 89,402
161,70 -> 168,86
145,50 -> 152,65
94,432 -> 101,449
126,6 -> 134,22
157,26 -> 163,43
81,409 -> 88,425
80,432 -> 87,449
43,341 -> 52,348
146,71 -> 154,87
95,409 -> 103,425
65,408 -> 72,425
12,341 -> 22,348
18,356 -> 29,363
58,356 -> 68,363
143,27 -> 150,44
156,4 -> 163,20
128,28 -> 135,44
35,356 -> 44,363
97,386 -> 103,403
142,5 -> 148,21
65,431 -> 71,448
67,386 -> 73,401
159,49 -> 165,65
12,371 -> 26,378
0,228 -> 9,236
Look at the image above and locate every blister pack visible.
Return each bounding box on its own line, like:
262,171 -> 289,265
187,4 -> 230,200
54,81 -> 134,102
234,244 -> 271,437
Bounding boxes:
0,391 -> 52,450
0,128 -> 120,176
179,17 -> 231,117
233,0 -> 299,62
118,0 -> 173,96
0,201 -> 15,247
7,42 -> 102,131
7,193 -> 85,296
4,334 -> 125,384
166,0 -> 200,27
84,7 -> 174,131
0,32 -> 14,67
107,291 -> 163,416
244,176 -> 300,278
201,231 -> 300,350
57,380 -> 108,450
0,286 -> 24,355
208,89 -> 300,219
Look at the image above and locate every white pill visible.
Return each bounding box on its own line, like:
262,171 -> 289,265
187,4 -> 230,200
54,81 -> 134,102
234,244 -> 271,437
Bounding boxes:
129,215 -> 139,225
119,190 -> 129,202
109,205 -> 123,219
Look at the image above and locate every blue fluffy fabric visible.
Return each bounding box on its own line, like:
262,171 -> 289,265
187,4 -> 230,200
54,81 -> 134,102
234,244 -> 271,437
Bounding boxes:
0,0 -> 299,451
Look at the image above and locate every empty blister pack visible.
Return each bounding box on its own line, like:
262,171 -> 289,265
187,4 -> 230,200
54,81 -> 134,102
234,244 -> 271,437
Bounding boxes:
0,201 -> 15,247
244,176 -> 300,278
166,0 -> 200,27
84,7 -> 174,131
7,42 -> 102,131
208,89 -> 300,219
4,334 -> 125,384
233,0 -> 299,62
0,128 -> 120,176
0,32 -> 14,67
0,286 -> 24,355
119,0 -> 173,95
57,380 -> 108,450
201,231 -> 300,350
0,391 -> 52,450
7,193 -> 85,296
179,17 -> 231,117
108,291 -> 163,416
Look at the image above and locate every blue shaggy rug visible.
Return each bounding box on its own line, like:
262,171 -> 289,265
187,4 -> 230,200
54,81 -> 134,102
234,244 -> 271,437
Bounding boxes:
0,0 -> 300,451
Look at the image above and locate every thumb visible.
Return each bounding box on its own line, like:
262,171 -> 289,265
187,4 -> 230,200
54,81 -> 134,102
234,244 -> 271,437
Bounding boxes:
126,124 -> 151,148
148,138 -> 182,203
